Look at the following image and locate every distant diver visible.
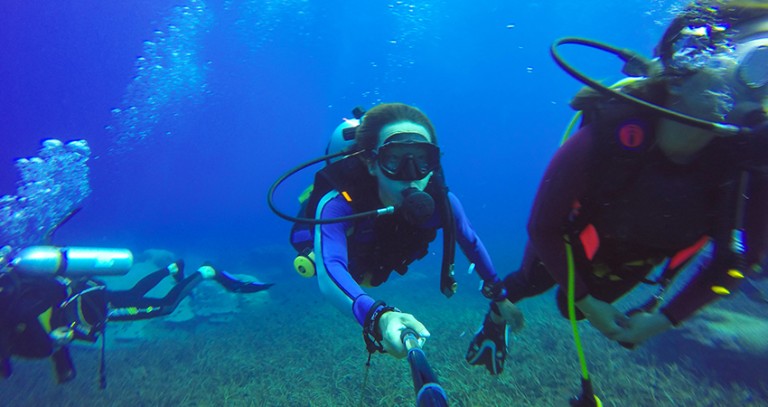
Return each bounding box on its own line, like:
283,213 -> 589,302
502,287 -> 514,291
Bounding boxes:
0,245 -> 272,388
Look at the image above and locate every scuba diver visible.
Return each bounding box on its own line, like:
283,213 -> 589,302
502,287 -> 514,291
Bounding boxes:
0,245 -> 272,387
466,0 -> 768,377
269,102 -> 522,361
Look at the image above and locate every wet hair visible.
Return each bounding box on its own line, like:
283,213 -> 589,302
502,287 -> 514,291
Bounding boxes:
354,103 -> 437,152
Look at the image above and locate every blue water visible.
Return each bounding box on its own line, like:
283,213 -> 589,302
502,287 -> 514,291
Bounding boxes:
7,1 -> 766,405
1,0 -> 677,259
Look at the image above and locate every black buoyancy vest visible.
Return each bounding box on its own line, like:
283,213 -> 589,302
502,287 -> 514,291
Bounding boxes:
575,95 -> 732,261
292,156 -> 443,287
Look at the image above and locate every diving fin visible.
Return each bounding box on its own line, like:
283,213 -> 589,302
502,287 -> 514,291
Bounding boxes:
214,270 -> 273,293
465,310 -> 508,375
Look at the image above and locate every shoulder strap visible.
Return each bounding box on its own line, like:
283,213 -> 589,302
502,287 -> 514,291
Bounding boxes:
306,156 -> 378,217
290,156 -> 378,252
430,169 -> 457,298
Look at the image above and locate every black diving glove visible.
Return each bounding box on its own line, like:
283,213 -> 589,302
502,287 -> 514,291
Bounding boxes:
465,309 -> 508,375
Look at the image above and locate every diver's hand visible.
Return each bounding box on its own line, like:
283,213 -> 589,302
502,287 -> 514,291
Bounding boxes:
612,311 -> 672,345
493,299 -> 525,332
576,295 -> 630,340
378,311 -> 430,358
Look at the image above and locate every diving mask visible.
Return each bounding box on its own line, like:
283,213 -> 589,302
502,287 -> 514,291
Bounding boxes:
372,138 -> 440,181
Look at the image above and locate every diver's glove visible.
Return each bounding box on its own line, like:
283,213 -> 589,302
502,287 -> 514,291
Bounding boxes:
465,306 -> 508,375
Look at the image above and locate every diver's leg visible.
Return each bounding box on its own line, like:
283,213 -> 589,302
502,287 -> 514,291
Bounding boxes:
126,260 -> 185,296
108,272 -> 202,322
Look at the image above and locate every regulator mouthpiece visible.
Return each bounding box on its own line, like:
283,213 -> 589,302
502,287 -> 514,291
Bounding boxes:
401,188 -> 435,225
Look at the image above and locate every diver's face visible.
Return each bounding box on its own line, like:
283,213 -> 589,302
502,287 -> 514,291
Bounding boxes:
370,121 -> 435,206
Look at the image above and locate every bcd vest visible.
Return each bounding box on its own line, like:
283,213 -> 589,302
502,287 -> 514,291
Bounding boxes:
571,93 -> 736,268
290,156 -> 444,287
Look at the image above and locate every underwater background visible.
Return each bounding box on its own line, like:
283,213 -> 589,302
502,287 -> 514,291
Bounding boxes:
1,0 -> 767,406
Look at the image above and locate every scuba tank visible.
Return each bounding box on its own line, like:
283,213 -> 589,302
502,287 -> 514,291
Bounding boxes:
291,107 -> 365,277
325,108 -> 364,164
11,246 -> 133,276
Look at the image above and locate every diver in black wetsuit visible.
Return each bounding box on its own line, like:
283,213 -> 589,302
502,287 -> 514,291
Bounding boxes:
0,247 -> 271,386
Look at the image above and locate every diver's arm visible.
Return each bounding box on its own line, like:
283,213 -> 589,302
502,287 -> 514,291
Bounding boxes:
660,177 -> 768,325
527,125 -> 594,300
451,192 -> 525,329
450,192 -> 501,285
313,192 -> 376,326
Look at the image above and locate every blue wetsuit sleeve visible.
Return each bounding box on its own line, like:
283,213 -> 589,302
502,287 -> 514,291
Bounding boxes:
449,192 -> 501,284
313,191 -> 376,326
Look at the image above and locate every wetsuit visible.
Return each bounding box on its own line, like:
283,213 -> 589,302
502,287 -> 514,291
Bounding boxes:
504,123 -> 768,325
313,190 -> 501,326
